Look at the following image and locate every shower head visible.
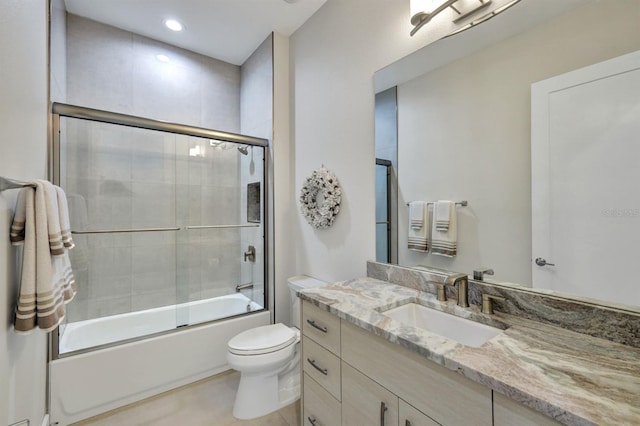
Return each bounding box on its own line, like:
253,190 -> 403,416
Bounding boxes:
238,146 -> 249,155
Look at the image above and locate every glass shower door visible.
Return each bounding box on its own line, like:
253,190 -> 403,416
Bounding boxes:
55,106 -> 267,356
175,137 -> 266,327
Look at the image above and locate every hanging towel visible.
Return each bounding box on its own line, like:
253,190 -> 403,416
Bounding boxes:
56,186 -> 75,249
408,202 -> 430,252
435,200 -> 453,231
12,181 -> 76,333
409,201 -> 425,230
431,202 -> 457,257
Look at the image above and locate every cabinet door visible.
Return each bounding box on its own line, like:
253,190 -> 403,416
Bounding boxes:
493,393 -> 563,426
399,400 -> 440,426
342,362 -> 398,426
341,321 -> 492,426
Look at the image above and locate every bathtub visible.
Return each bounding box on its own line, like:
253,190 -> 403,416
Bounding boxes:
59,293 -> 263,354
50,293 -> 270,425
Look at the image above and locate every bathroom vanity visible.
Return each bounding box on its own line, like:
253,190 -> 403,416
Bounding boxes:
299,273 -> 640,426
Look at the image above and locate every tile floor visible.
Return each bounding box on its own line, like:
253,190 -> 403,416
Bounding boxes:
72,371 -> 300,426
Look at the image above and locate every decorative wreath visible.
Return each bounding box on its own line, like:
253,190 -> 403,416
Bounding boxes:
299,166 -> 342,229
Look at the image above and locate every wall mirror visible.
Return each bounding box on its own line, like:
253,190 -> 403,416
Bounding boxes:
374,0 -> 640,312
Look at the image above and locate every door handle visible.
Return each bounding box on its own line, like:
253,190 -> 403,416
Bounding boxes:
535,257 -> 555,267
380,401 -> 388,426
306,358 -> 328,376
306,319 -> 328,333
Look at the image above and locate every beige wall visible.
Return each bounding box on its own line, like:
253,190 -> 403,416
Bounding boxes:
0,0 -> 49,424
397,0 -> 640,284
290,0 -> 443,282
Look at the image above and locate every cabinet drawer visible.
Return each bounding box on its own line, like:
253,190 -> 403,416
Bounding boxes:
493,392 -> 563,426
303,336 -> 341,400
302,301 -> 341,355
342,362 -> 399,426
341,321 -> 492,426
399,399 -> 440,426
303,373 -> 341,426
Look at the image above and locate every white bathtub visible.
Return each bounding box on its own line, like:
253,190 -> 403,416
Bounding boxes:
50,293 -> 270,425
59,293 -> 263,354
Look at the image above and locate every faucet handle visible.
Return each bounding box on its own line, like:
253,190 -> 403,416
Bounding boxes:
473,268 -> 494,281
481,294 -> 505,314
435,284 -> 446,302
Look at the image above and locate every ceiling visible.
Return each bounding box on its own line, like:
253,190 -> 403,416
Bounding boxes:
64,0 -> 327,65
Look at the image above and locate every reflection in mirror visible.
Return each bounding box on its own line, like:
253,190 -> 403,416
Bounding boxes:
375,88 -> 398,264
374,0 -> 640,311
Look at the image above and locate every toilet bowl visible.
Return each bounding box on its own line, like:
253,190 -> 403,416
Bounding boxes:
227,275 -> 326,420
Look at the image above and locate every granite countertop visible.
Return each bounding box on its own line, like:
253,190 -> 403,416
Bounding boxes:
298,277 -> 640,426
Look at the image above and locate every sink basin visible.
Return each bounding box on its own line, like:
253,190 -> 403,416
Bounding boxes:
381,303 -> 503,347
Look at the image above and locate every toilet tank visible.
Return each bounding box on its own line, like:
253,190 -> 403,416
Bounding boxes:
287,275 -> 327,329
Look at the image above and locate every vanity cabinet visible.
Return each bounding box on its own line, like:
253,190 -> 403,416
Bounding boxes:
302,300 -> 560,426
301,301 -> 342,425
342,362 -> 399,426
399,400 -> 440,426
341,320 -> 492,426
493,393 -> 563,426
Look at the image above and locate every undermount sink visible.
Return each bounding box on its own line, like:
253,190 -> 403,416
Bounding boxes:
381,303 -> 503,347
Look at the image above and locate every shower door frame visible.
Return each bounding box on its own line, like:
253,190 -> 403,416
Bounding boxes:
49,102 -> 271,360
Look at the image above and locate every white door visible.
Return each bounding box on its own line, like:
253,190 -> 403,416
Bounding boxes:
531,50 -> 640,307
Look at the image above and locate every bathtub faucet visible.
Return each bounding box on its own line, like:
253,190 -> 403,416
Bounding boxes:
236,283 -> 254,292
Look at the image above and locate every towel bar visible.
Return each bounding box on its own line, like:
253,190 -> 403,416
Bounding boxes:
0,177 -> 36,192
406,200 -> 468,207
72,227 -> 180,234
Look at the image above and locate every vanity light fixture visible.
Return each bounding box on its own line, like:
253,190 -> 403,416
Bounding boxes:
410,0 -> 522,37
164,18 -> 184,32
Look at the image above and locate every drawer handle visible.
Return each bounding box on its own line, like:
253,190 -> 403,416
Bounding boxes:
308,416 -> 318,425
307,358 -> 328,376
380,401 -> 388,426
306,319 -> 328,333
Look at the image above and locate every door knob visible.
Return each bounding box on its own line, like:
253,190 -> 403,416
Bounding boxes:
535,257 -> 555,267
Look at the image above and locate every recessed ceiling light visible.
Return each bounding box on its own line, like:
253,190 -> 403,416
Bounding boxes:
164,19 -> 183,32
156,54 -> 170,63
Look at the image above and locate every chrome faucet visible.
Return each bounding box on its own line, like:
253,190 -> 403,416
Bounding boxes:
443,272 -> 469,308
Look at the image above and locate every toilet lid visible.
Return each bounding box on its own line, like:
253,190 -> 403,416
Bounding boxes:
228,323 -> 298,355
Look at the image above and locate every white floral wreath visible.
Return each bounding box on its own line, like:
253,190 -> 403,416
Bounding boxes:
299,166 -> 342,229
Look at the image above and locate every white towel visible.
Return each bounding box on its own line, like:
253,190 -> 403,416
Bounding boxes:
435,200 -> 453,231
409,201 -> 425,230
432,202 -> 457,257
408,202 -> 430,252
12,181 -> 76,333
56,186 -> 75,249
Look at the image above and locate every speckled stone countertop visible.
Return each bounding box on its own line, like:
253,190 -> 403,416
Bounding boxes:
298,277 -> 640,426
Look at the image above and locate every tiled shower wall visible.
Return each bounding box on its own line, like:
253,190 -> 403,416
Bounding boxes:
63,14 -> 261,322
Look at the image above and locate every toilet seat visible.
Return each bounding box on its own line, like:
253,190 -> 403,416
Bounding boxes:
228,323 -> 298,355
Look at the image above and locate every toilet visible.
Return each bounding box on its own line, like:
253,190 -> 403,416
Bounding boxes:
227,275 -> 326,420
